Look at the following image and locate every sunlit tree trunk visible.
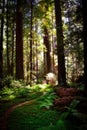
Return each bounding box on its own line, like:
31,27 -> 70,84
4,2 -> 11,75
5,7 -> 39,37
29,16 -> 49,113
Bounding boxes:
35,41 -> 39,83
54,0 -> 67,86
26,36 -> 29,82
51,8 -> 55,72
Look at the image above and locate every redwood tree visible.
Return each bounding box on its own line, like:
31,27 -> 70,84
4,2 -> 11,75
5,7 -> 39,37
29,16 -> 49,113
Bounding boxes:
16,0 -> 24,79
54,0 -> 66,86
0,0 -> 5,83
29,1 -> 33,86
44,27 -> 51,74
82,0 -> 87,91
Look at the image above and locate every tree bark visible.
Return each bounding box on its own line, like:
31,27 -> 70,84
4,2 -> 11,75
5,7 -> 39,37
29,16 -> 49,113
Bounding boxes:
54,0 -> 66,86
82,0 -> 87,91
29,1 -> 33,86
44,27 -> 51,74
0,0 -> 5,86
16,0 -> 24,79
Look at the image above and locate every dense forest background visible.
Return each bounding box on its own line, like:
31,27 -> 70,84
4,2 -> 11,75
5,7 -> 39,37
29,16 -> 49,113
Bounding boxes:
0,0 -> 87,89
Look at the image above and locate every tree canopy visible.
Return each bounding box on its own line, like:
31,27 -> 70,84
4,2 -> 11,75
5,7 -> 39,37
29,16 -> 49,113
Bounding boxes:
0,0 -> 86,88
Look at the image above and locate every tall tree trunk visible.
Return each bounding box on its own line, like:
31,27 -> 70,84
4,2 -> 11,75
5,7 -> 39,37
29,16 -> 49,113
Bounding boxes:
11,22 -> 15,76
51,8 -> 55,72
44,27 -> 51,74
54,0 -> 66,86
35,41 -> 38,83
26,37 -> 29,82
6,0 -> 10,75
82,0 -> 87,92
16,0 -> 24,79
29,1 -> 33,86
0,0 -> 5,86
10,0 -> 16,77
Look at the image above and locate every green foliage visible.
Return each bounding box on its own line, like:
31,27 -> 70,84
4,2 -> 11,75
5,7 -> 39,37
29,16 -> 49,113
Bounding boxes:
56,119 -> 66,130
0,86 -> 31,101
10,80 -> 23,88
38,90 -> 56,109
8,104 -> 59,130
50,100 -> 81,130
2,76 -> 26,88
14,87 -> 30,98
59,100 -> 80,120
1,77 -> 86,130
1,87 -> 14,96
38,119 -> 66,130
67,99 -> 80,112
78,84 -> 85,90
31,84 -> 53,92
0,77 -> 54,102
39,99 -> 84,130
0,77 -> 30,101
2,76 -> 14,87
0,87 -> 15,101
69,82 -> 85,90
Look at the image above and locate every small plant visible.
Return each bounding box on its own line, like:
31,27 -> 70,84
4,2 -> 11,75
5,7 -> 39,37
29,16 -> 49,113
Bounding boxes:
38,91 -> 56,109
2,76 -> 14,87
15,87 -> 30,98
0,87 -> 15,101
59,99 -> 80,120
53,99 -> 80,130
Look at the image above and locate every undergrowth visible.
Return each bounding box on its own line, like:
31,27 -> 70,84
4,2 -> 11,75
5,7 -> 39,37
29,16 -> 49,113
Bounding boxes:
0,76 -> 87,130
7,99 -> 87,130
7,103 -> 59,130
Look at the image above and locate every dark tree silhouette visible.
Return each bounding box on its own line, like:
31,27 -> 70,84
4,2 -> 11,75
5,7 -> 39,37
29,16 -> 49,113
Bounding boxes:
0,0 -> 5,85
16,0 -> 24,79
29,1 -> 33,86
44,27 -> 51,74
82,0 -> 87,91
54,0 -> 66,86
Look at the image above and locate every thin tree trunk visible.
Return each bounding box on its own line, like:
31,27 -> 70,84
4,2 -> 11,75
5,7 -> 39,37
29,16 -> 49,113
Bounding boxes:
26,37 -> 29,82
36,41 -> 38,83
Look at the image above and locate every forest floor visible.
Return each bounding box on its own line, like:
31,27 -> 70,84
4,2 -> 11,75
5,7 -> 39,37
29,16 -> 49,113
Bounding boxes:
0,86 -> 87,130
0,99 -> 35,130
0,97 -> 87,130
